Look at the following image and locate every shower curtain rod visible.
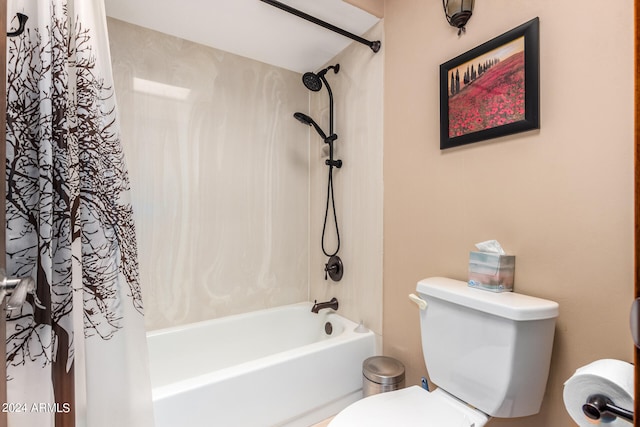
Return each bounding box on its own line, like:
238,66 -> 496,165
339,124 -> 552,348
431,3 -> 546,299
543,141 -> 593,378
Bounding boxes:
260,0 -> 381,53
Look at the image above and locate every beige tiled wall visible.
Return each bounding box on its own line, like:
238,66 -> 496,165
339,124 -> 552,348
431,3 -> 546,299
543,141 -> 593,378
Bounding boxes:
311,417 -> 334,427
108,18 -> 310,330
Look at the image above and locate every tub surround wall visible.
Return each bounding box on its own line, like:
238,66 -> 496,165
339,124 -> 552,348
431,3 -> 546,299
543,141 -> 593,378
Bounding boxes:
309,22 -> 384,337
108,18 -> 310,331
345,0 -> 384,19
383,1 -> 633,426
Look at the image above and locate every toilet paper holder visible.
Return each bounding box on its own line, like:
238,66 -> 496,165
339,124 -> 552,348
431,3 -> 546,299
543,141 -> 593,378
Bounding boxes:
582,394 -> 633,424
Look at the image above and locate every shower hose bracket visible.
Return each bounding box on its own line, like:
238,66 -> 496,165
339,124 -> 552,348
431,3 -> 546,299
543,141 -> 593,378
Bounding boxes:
326,159 -> 342,168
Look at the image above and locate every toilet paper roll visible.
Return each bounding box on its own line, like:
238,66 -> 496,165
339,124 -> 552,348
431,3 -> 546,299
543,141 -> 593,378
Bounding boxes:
563,359 -> 634,426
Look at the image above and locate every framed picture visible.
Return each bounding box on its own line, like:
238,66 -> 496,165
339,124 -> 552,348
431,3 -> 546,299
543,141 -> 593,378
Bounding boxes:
440,17 -> 540,149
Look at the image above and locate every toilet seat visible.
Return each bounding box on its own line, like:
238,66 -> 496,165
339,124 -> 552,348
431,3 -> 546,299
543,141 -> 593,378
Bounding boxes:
328,386 -> 489,427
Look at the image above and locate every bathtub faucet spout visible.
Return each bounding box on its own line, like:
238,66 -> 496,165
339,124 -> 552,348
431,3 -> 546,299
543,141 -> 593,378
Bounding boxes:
311,297 -> 339,313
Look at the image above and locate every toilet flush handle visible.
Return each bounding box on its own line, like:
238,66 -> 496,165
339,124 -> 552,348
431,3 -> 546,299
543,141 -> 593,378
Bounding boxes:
408,293 -> 427,310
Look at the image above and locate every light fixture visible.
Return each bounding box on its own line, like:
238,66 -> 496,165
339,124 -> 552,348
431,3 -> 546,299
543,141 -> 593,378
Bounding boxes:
443,0 -> 475,35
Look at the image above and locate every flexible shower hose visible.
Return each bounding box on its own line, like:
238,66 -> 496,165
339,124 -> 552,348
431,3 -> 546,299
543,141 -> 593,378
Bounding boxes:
322,164 -> 340,257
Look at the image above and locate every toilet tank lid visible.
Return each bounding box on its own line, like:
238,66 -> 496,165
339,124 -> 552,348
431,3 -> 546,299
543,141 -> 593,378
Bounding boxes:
417,277 -> 559,321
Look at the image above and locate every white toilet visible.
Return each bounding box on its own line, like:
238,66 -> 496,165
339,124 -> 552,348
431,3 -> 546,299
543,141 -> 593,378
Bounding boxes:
329,277 -> 559,427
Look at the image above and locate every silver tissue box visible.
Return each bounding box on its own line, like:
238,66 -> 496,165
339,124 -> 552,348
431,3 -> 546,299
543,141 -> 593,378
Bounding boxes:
468,251 -> 515,292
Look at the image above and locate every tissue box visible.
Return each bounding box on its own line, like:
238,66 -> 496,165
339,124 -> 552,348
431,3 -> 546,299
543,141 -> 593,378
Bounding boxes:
468,251 -> 515,292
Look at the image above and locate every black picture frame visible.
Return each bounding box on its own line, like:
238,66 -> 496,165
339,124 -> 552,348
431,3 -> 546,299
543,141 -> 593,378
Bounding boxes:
440,17 -> 540,149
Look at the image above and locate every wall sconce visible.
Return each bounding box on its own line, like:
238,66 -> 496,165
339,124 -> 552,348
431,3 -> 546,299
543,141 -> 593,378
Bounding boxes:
442,0 -> 474,35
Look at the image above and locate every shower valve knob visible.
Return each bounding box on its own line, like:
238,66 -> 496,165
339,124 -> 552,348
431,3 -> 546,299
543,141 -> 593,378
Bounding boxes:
324,256 -> 344,282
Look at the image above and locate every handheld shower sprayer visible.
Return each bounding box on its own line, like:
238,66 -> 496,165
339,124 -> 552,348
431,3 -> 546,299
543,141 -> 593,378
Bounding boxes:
293,112 -> 327,141
293,112 -> 338,147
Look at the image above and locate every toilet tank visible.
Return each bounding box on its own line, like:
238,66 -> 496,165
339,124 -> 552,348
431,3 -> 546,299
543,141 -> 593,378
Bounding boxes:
416,277 -> 558,418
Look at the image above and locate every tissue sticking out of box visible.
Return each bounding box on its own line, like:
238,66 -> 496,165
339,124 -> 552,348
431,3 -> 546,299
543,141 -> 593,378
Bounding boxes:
475,239 -> 506,255
469,240 -> 514,292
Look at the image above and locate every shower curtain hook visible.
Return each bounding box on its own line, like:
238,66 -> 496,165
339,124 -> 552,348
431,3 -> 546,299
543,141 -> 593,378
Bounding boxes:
7,13 -> 28,37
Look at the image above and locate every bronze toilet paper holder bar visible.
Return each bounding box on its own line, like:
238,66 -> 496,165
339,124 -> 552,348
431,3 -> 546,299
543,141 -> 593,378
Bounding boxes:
582,394 -> 633,424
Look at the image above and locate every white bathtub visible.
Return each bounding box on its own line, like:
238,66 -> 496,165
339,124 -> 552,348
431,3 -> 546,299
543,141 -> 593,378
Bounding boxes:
147,302 -> 376,427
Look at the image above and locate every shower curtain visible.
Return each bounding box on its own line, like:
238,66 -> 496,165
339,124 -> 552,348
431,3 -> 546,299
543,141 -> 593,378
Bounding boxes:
5,1 -> 154,426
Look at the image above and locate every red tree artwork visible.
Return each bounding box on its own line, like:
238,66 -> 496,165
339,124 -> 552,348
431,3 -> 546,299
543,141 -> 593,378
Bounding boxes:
448,51 -> 525,138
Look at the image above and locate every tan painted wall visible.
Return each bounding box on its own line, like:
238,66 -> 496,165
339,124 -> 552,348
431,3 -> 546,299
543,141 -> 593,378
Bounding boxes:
383,1 -> 634,426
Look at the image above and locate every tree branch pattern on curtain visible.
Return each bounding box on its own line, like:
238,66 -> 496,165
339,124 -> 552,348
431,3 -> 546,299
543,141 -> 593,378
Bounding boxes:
4,2 -> 153,426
